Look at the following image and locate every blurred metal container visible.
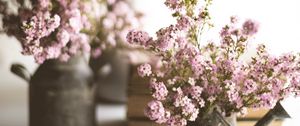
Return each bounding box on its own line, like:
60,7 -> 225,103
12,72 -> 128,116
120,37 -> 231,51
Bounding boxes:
12,55 -> 95,126
90,50 -> 130,103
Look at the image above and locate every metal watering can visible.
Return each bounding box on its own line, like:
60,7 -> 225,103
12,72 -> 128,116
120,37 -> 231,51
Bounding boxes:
11,56 -> 96,126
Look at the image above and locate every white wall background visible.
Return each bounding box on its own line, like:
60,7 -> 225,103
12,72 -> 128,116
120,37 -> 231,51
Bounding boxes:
136,0 -> 300,54
1,0 -> 300,125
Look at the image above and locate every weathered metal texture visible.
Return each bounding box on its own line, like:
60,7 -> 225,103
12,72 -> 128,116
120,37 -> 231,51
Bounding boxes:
188,109 -> 237,126
29,56 -> 95,126
90,50 -> 130,103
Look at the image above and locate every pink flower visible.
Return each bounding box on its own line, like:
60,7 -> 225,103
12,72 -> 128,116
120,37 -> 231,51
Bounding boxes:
242,19 -> 259,36
69,16 -> 83,33
230,16 -> 238,24
137,63 -> 152,77
220,25 -> 230,37
259,93 -> 276,108
34,54 -> 47,64
291,76 -> 300,90
177,16 -> 193,30
242,79 -> 257,95
164,0 -> 182,10
156,36 -> 174,51
113,1 -> 130,16
150,81 -> 168,100
38,0 -> 51,10
145,100 -> 169,124
176,37 -> 188,49
103,12 -> 117,29
188,77 -> 196,85
126,30 -> 151,46
181,101 -> 199,121
52,14 -> 61,28
45,43 -> 62,59
190,55 -> 205,76
56,29 -> 70,46
107,0 -> 116,5
188,85 -> 203,101
23,12 -> 60,41
167,115 -> 187,126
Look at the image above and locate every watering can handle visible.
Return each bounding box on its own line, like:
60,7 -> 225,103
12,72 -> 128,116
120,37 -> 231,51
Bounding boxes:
11,63 -> 31,82
255,102 -> 290,126
254,109 -> 274,126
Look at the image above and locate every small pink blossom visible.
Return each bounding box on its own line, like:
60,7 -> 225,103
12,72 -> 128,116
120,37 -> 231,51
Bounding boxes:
242,19 -> 259,36
188,85 -> 203,100
56,29 -> 70,46
167,115 -> 187,126
177,16 -> 193,30
243,79 -> 257,95
150,81 -> 168,100
126,30 -> 151,46
137,63 -> 152,77
145,100 -> 169,124
69,16 -> 83,33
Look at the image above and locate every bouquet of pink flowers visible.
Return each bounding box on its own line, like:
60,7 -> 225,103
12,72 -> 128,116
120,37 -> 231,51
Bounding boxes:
0,0 -> 142,63
88,0 -> 143,58
127,0 -> 300,125
0,0 -> 92,63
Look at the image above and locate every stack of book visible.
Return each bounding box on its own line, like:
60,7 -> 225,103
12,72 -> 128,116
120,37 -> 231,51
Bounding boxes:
126,66 -> 283,126
127,66 -> 158,126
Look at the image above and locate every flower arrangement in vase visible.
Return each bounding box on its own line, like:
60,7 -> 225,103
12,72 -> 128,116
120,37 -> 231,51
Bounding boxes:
0,0 -> 145,125
0,0 -> 96,126
126,0 -> 300,126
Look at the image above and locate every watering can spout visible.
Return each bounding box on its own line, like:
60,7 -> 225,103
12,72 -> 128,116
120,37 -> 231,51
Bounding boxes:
255,102 -> 290,126
11,63 -> 31,82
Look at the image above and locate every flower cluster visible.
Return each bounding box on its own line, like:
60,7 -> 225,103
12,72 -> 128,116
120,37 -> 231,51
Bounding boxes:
127,0 -> 300,126
0,0 -> 91,63
88,0 -> 143,58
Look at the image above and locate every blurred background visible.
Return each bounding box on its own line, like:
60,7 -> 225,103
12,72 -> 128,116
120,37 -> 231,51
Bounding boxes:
1,0 -> 300,126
